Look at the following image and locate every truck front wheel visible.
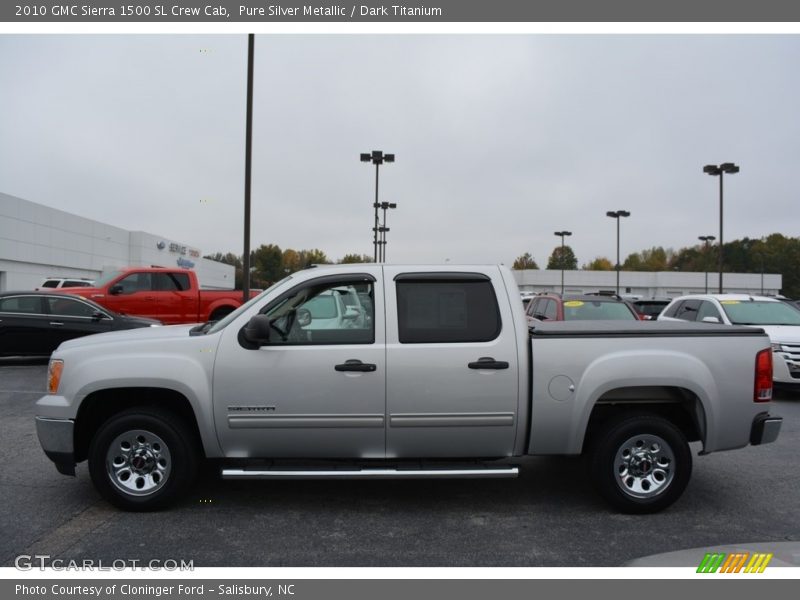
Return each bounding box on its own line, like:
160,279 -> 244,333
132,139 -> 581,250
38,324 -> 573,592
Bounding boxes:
589,414 -> 692,514
88,408 -> 198,511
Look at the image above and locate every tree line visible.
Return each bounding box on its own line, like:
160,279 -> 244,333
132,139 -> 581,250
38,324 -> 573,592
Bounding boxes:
512,233 -> 800,298
204,246 -> 371,289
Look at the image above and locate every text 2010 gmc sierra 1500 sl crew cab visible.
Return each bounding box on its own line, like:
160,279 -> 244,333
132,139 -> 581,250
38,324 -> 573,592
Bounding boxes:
60,267 -> 259,324
36,265 -> 782,513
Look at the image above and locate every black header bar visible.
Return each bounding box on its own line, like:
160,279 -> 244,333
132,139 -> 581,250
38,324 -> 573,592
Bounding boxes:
4,0 -> 800,23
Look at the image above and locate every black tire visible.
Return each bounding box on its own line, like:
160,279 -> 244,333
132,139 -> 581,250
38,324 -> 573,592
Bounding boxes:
210,307 -> 233,321
588,414 -> 692,514
88,407 -> 198,511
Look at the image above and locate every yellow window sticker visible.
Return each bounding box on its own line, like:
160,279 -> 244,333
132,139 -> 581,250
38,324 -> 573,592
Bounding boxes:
564,301 -> 585,307
720,300 -> 741,305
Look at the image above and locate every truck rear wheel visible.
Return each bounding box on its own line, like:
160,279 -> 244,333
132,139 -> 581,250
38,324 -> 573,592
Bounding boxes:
589,414 -> 691,514
88,408 -> 198,511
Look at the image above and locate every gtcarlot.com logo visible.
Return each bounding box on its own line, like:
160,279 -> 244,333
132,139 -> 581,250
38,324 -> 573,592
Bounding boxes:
697,552 -> 773,573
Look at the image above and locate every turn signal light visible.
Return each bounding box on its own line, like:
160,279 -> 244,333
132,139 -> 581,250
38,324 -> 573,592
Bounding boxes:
48,359 -> 64,394
754,349 -> 773,402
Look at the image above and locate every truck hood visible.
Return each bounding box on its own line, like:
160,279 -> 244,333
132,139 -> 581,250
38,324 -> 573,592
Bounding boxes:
755,325 -> 800,344
57,324 -> 198,351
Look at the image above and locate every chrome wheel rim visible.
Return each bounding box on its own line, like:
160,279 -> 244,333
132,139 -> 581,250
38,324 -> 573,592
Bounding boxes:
106,429 -> 171,496
614,434 -> 675,499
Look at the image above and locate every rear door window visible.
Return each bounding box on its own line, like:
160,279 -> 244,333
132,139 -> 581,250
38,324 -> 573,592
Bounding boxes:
674,299 -> 701,321
396,278 -> 500,343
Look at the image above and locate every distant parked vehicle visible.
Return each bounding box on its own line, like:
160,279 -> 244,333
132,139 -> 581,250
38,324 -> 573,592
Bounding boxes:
37,277 -> 95,290
659,294 -> 800,385
0,291 -> 160,357
60,267 -> 259,324
525,293 -> 640,325
631,298 -> 671,321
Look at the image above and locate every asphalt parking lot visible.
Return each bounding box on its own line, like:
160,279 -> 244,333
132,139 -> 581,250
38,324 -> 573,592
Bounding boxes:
2,361 -> 799,568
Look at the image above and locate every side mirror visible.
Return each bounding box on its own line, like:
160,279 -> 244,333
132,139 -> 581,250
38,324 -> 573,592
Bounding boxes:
701,316 -> 721,324
240,314 -> 271,348
296,308 -> 312,328
109,284 -> 123,295
91,311 -> 107,322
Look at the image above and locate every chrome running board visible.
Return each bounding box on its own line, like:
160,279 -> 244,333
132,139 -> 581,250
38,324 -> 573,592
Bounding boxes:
221,466 -> 519,480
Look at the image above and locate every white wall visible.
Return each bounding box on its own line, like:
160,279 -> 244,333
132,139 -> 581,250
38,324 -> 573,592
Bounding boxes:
0,192 -> 234,290
513,269 -> 782,298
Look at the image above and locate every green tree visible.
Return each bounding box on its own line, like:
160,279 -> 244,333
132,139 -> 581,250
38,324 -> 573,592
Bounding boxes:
252,244 -> 284,285
512,252 -> 539,270
299,248 -> 330,268
546,245 -> 578,270
582,257 -> 614,270
622,247 -> 674,271
339,253 -> 373,264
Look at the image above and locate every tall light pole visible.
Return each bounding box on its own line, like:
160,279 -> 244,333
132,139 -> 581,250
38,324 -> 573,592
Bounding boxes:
553,230 -> 572,294
242,33 -> 255,303
606,210 -> 630,295
703,162 -> 739,293
378,202 -> 397,262
360,150 -> 394,262
698,235 -> 716,294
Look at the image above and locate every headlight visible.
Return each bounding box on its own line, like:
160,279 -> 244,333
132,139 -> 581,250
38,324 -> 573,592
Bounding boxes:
771,343 -> 783,353
47,359 -> 64,394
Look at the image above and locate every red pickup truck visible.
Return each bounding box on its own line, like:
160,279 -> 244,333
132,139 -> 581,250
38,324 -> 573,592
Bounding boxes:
60,267 -> 257,325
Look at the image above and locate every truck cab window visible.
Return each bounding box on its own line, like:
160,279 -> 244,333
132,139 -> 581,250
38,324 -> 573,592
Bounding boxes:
396,279 -> 500,343
263,280 -> 374,345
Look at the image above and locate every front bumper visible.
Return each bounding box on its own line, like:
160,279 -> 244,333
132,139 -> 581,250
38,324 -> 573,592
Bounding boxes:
750,413 -> 782,446
35,417 -> 75,476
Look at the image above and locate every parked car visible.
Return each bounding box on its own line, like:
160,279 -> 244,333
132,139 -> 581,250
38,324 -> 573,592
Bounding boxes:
37,277 -> 94,290
631,298 -> 671,321
36,265 -> 780,513
659,294 -> 800,385
60,267 -> 259,324
525,292 -> 640,325
0,292 -> 160,357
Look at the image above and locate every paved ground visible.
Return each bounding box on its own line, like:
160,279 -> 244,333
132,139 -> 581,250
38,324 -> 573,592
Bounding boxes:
2,361 -> 798,567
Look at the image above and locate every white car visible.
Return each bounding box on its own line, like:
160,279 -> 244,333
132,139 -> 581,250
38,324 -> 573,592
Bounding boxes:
37,277 -> 94,290
659,294 -> 800,384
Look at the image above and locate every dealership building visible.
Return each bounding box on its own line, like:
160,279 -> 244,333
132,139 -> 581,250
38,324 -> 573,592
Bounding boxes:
513,268 -> 781,298
0,192 -> 234,291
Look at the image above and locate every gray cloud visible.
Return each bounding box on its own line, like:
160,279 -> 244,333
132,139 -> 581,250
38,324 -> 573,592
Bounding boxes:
1,34 -> 798,266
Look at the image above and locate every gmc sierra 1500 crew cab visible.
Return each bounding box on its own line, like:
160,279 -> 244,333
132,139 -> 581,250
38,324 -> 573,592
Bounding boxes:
35,265 -> 782,513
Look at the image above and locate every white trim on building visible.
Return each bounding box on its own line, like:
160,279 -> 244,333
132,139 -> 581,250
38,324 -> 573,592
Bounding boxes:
513,269 -> 782,299
0,192 -> 235,291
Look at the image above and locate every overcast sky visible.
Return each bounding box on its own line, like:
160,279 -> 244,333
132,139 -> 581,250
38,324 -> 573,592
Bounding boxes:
1,34 -> 799,266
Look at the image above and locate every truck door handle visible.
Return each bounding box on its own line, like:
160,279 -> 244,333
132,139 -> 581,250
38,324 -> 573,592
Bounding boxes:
49,322 -> 64,327
335,359 -> 377,373
468,357 -> 509,370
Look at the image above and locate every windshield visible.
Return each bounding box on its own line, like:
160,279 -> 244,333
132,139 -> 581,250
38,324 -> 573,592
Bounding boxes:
563,300 -> 637,321
204,275 -> 294,335
720,300 -> 800,326
94,270 -> 123,287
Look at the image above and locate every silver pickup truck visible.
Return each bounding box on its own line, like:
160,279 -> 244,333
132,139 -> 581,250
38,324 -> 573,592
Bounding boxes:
35,265 -> 782,513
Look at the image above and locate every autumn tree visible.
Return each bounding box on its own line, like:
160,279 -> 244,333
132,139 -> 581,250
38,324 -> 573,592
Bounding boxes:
582,257 -> 614,270
512,252 -> 539,270
339,253 -> 373,264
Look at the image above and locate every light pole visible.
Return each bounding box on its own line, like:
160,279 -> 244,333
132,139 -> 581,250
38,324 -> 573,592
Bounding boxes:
553,230 -> 572,294
242,33 -> 255,303
703,162 -> 739,293
698,235 -> 716,294
361,150 -> 395,262
376,201 -> 397,262
606,210 -> 630,295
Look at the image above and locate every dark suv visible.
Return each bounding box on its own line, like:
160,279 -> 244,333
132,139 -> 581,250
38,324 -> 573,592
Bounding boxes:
525,293 -> 641,325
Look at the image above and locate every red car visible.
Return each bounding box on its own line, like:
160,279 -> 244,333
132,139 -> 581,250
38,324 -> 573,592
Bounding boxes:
525,293 -> 641,325
60,267 -> 259,325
